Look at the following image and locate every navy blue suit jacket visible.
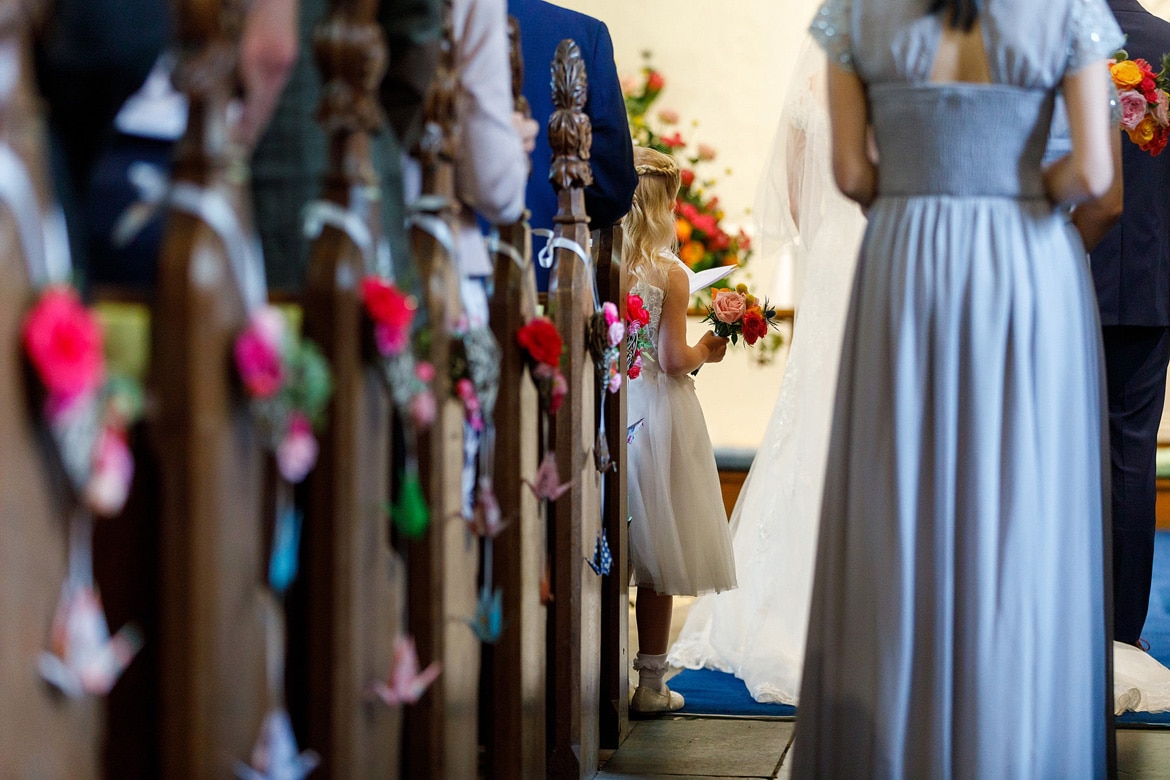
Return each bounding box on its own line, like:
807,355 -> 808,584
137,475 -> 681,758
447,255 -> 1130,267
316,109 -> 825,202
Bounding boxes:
507,0 -> 637,288
1092,0 -> 1170,326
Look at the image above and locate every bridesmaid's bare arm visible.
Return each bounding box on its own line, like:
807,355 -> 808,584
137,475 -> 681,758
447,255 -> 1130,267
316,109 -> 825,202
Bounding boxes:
657,266 -> 728,376
1046,62 -> 1116,205
1071,129 -> 1124,251
826,63 -> 876,208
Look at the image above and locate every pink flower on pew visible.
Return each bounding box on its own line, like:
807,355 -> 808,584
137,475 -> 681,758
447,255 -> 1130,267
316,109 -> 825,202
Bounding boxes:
234,307 -> 287,399
276,413 -> 319,484
361,276 -> 416,357
84,427 -> 135,517
607,361 -> 622,394
455,378 -> 483,431
607,321 -> 626,349
23,286 -> 105,409
550,371 -> 568,415
601,301 -> 620,327
523,452 -> 573,502
410,390 -> 437,428
415,361 -> 436,383
368,635 -> 441,707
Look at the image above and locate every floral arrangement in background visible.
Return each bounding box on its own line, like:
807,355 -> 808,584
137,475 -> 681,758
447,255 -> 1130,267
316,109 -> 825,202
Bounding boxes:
234,305 -> 333,484
23,286 -> 144,517
623,54 -> 752,296
702,283 -> 782,347
1111,51 -> 1170,157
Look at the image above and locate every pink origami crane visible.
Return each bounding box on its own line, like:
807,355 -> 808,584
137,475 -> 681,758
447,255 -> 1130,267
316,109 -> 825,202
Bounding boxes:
235,708 -> 320,780
368,635 -> 442,707
523,452 -> 572,502
38,582 -> 142,699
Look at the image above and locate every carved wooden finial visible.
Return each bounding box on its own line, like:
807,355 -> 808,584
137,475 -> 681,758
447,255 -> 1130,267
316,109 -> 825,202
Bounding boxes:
416,0 -> 458,166
548,38 -> 592,193
314,2 -> 387,138
507,16 -> 530,118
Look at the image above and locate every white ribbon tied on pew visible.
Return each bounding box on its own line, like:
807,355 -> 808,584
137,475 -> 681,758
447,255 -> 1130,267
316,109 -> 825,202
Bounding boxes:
407,194 -> 456,261
303,198 -> 393,280
532,228 -> 600,311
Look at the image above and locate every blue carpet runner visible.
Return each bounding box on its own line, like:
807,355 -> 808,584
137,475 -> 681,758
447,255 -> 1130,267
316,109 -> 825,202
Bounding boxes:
669,532 -> 1170,724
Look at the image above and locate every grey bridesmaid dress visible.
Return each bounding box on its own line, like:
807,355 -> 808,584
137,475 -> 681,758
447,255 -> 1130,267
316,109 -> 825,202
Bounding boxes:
795,0 -> 1124,776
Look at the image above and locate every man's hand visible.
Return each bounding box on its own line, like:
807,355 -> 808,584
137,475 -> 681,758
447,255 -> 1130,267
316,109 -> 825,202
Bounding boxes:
236,0 -> 299,149
512,112 -> 538,154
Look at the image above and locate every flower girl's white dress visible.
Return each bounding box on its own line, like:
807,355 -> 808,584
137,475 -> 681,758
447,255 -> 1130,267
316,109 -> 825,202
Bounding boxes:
627,256 -> 737,597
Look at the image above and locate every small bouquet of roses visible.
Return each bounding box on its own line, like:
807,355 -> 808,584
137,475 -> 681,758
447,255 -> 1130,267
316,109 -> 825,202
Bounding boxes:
1111,51 -> 1170,157
701,283 -> 781,346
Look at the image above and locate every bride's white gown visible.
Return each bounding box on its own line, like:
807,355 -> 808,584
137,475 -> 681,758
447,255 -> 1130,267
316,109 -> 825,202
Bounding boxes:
669,37 -> 1170,715
667,42 -> 865,704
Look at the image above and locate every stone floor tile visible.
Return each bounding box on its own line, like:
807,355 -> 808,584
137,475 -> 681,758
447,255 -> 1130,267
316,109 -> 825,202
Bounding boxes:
601,717 -> 792,778
1118,728 -> 1170,778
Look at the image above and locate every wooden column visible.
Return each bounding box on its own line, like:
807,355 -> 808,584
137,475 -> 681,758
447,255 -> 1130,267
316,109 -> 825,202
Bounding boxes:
151,2 -> 267,775
596,225 -> 631,749
546,38 -> 602,780
0,4 -> 102,775
293,1 -> 402,776
402,2 -> 479,776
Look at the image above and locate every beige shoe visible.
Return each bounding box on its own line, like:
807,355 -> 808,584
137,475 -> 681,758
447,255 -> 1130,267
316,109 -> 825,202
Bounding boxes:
630,684 -> 685,716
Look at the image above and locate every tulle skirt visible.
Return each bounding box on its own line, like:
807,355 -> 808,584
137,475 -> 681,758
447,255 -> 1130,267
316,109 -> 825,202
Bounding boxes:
627,366 -> 737,597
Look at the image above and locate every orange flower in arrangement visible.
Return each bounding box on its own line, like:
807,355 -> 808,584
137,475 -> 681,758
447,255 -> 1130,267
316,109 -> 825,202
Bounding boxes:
680,240 -> 705,267
1111,59 -> 1144,89
676,218 -> 693,243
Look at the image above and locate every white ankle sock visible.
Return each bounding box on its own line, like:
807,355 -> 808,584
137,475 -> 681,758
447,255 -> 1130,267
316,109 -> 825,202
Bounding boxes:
633,652 -> 669,693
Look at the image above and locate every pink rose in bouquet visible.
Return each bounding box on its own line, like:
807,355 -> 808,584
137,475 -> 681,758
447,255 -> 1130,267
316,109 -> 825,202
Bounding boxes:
1119,89 -> 1148,130
711,288 -> 746,324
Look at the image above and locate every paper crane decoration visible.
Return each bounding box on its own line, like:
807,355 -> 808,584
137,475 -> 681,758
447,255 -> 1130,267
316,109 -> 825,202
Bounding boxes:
38,582 -> 142,699
586,528 -> 613,576
523,452 -> 572,502
368,635 -> 442,707
627,417 -> 645,445
234,709 -> 320,780
466,477 -> 508,538
466,584 -> 504,644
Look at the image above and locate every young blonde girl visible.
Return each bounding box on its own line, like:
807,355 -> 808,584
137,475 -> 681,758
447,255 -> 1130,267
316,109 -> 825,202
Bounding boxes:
624,147 -> 738,714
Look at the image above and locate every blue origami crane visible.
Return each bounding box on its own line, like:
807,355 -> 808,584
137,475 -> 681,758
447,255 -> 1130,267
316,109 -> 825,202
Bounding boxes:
234,708 -> 319,780
586,529 -> 613,576
466,585 -> 504,644
627,417 -> 646,445
268,506 -> 303,595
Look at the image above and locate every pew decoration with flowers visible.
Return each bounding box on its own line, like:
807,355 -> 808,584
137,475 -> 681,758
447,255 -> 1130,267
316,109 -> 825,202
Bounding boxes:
233,304 -> 334,598
587,301 -> 626,474
23,284 -> 146,698
625,291 -> 653,381
517,315 -> 573,506
623,55 -> 753,306
360,276 -> 435,539
1110,50 -> 1170,157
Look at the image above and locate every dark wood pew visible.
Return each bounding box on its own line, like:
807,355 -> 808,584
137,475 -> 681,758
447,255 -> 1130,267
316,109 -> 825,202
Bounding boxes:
402,4 -> 480,776
0,5 -> 103,775
480,19 -> 546,778
546,38 -> 603,779
293,0 -> 403,775
150,3 -> 268,774
595,225 -> 631,750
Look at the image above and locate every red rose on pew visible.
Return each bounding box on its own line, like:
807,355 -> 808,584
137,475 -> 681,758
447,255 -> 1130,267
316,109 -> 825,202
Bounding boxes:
517,317 -> 563,368
23,286 -> 105,407
361,277 -> 416,356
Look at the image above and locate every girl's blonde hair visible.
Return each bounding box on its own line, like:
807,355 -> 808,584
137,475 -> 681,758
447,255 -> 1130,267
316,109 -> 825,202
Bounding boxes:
624,147 -> 680,286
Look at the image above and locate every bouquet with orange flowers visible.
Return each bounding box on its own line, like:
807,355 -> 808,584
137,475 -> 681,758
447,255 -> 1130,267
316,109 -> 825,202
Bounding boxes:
1110,50 -> 1170,157
701,284 -> 781,347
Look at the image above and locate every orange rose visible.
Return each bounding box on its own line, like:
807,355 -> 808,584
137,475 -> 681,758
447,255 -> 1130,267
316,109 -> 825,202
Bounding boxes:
1112,60 -> 1144,89
1130,116 -> 1158,145
680,240 -> 705,267
676,218 -> 693,243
